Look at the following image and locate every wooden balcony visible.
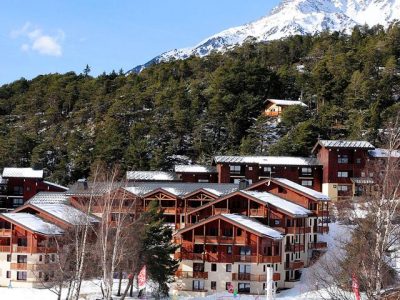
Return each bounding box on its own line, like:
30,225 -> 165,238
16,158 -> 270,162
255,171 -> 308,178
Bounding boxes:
285,244 -> 305,252
232,273 -> 281,282
214,208 -> 229,215
0,245 -> 11,252
176,270 -> 208,279
175,252 -> 281,264
285,227 -> 312,234
264,111 -> 280,117
249,208 -> 265,217
317,226 -> 329,234
161,207 -> 176,214
286,261 -> 304,270
315,210 -> 329,217
0,229 -> 12,236
13,246 -> 28,253
11,263 -> 28,270
309,242 -> 328,250
194,235 -> 245,245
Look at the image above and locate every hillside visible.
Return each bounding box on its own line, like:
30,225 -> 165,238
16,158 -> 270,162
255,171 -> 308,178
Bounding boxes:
0,25 -> 399,185
132,0 -> 400,72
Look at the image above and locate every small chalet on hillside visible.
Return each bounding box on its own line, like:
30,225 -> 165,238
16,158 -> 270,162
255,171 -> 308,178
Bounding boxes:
263,99 -> 307,117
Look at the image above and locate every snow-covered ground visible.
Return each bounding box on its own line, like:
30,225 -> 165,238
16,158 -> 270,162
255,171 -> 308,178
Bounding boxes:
0,223 -> 352,300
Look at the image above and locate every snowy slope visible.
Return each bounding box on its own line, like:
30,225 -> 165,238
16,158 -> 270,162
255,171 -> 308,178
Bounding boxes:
132,0 -> 400,72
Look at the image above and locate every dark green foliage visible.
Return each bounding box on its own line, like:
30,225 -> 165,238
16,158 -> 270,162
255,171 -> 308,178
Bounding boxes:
0,24 -> 399,184
139,201 -> 179,298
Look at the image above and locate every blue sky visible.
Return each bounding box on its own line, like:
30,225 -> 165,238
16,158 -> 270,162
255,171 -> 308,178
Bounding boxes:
0,0 -> 280,85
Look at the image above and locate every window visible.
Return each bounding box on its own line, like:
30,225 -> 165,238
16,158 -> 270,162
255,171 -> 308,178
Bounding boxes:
301,167 -> 312,176
369,172 -> 374,178
7,254 -> 11,262
211,264 -> 217,272
237,228 -> 242,236
223,228 -> 233,237
238,283 -> 251,294
263,167 -> 272,173
12,198 -> 24,207
226,264 -> 232,272
17,255 -> 27,263
211,281 -> 216,290
337,185 -> 348,192
198,179 -> 209,183
238,264 -> 251,274
361,172 -> 366,177
338,155 -> 349,164
193,280 -> 204,291
17,271 -> 27,281
193,263 -> 204,272
17,238 -> 27,247
239,247 -> 251,256
6,271 -> 11,279
13,186 -> 23,195
248,166 -> 253,171
356,158 -> 362,164
233,178 -> 241,184
230,165 -> 241,174
337,171 -> 349,178
227,246 -> 232,254
247,179 -> 253,185
301,180 -> 313,187
274,219 -> 280,226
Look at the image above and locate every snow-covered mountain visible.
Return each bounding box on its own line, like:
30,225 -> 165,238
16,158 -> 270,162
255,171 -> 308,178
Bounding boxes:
132,0 -> 400,73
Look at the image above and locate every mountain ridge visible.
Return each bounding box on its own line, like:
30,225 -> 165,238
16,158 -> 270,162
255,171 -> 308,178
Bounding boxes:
131,0 -> 400,73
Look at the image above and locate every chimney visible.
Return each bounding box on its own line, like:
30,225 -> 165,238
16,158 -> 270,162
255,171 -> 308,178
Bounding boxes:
239,179 -> 249,190
78,178 -> 88,190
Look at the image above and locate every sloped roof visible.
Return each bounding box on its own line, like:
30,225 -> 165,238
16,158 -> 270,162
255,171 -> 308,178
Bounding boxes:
66,181 -> 124,196
43,181 -> 68,191
222,214 -> 283,239
213,156 -> 320,166
30,203 -> 98,225
313,140 -> 375,152
126,171 -> 178,181
2,168 -> 43,179
271,178 -> 330,201
241,191 -> 311,217
368,148 -> 400,158
266,99 -> 307,107
174,165 -> 217,173
27,192 -> 69,205
1,213 -> 63,235
124,182 -> 238,197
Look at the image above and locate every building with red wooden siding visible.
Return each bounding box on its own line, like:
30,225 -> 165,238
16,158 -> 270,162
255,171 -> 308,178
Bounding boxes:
212,156 -> 322,191
0,168 -> 68,210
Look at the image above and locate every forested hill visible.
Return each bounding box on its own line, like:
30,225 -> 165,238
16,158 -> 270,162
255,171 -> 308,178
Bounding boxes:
0,24 -> 399,185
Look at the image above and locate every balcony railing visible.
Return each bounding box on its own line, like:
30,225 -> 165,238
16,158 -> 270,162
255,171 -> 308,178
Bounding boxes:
309,242 -> 328,250
232,273 -> 281,282
249,208 -> 265,217
285,261 -> 304,270
194,235 -> 246,245
0,229 -> 12,236
214,208 -> 229,215
285,244 -> 305,252
315,210 -> 329,217
175,252 -> 281,264
176,271 -> 208,279
0,245 -> 11,252
10,263 -> 28,270
285,227 -> 311,234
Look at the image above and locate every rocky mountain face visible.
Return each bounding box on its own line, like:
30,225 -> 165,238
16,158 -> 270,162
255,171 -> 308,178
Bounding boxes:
131,0 -> 400,73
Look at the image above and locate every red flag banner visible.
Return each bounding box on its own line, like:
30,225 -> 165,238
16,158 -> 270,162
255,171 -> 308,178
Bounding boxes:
352,273 -> 361,300
138,265 -> 147,290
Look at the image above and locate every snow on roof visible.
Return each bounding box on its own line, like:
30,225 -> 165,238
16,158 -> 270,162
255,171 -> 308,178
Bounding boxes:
126,171 -> 178,181
368,148 -> 400,158
2,168 -> 43,179
272,178 -> 330,201
27,192 -> 69,205
267,99 -> 307,107
317,140 -> 375,149
43,181 -> 68,191
1,213 -> 63,235
30,203 -> 98,225
124,183 -> 238,197
174,165 -> 217,173
66,181 -> 123,196
222,214 -> 283,239
213,156 -> 320,166
241,191 -> 311,217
